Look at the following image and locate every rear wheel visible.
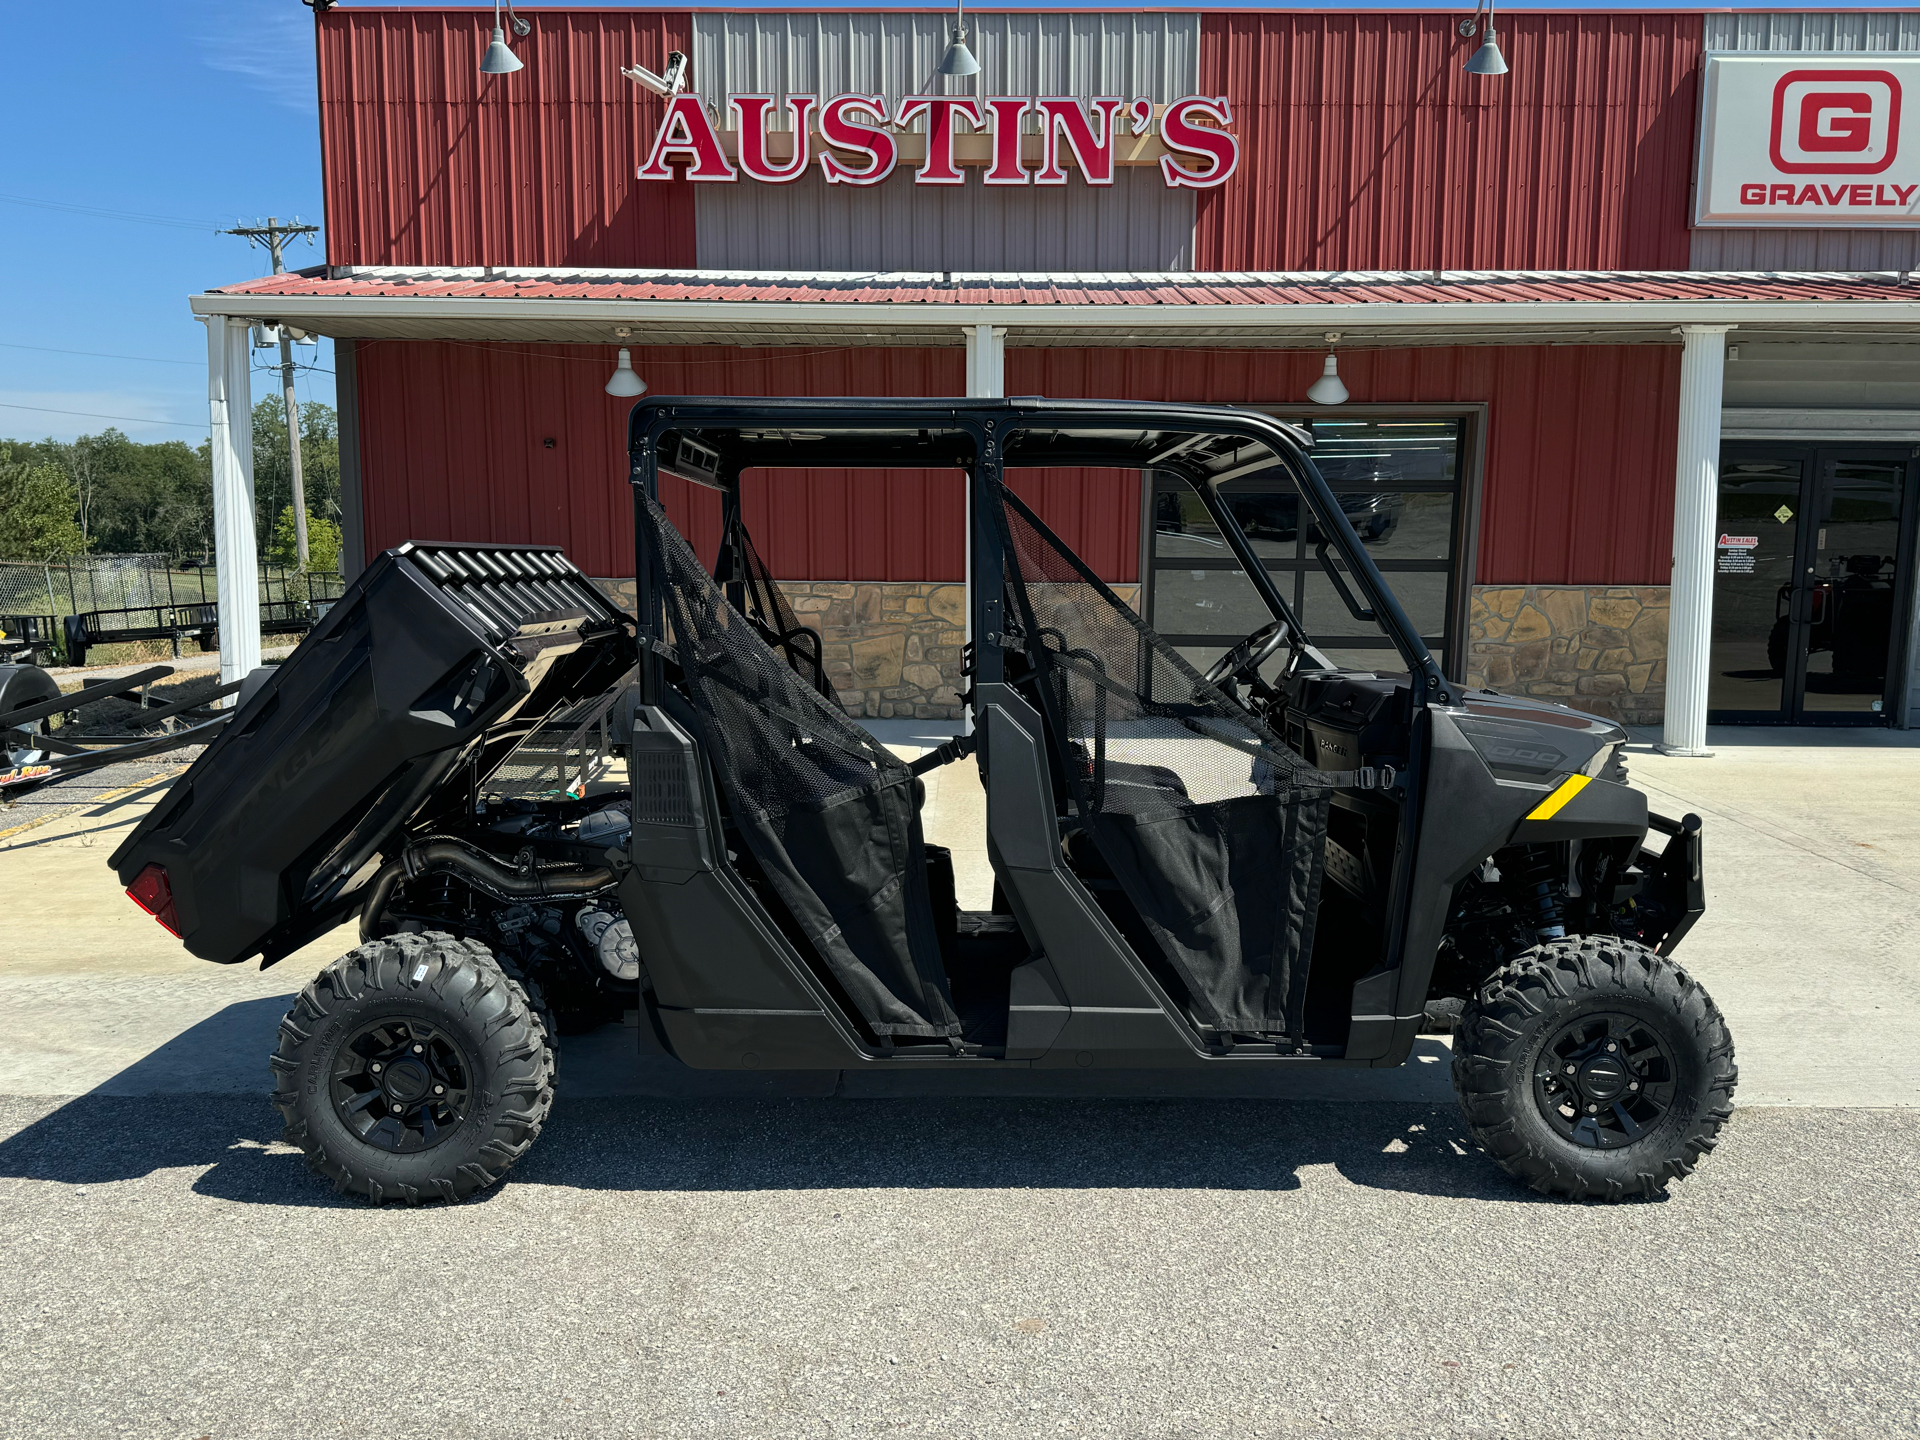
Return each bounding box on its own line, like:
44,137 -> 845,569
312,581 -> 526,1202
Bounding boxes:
1452,936 -> 1736,1201
270,931 -> 556,1204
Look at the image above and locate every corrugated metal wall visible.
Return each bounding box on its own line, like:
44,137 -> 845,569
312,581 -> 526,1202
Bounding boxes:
349,340 -> 1138,583
695,167 -> 1191,272
314,7 -> 1912,276
1007,345 -> 1681,587
691,9 -> 1197,271
1193,13 -> 1702,271
353,339 -> 1675,589
1703,9 -> 1920,53
316,8 -> 698,268
1689,10 -> 1921,272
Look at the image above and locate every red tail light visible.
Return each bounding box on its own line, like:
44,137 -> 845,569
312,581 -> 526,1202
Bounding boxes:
127,863 -> 182,938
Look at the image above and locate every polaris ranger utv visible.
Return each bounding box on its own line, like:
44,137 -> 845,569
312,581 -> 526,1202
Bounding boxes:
111,398 -> 1730,1205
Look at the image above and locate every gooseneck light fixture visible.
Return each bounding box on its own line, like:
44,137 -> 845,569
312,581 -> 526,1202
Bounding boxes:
1459,1 -> 1509,77
605,348 -> 648,398
1306,333 -> 1349,406
480,1 -> 531,75
938,0 -> 982,78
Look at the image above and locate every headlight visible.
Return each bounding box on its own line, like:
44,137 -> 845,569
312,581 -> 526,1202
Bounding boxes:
1582,742 -> 1620,779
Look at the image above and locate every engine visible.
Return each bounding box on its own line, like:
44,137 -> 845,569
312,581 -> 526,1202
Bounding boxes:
368,793 -> 647,1031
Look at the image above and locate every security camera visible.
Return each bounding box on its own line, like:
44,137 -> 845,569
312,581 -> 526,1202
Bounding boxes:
621,50 -> 687,98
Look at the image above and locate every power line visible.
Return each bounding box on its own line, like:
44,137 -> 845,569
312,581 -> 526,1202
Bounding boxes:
226,217 -> 320,272
0,340 -> 201,367
230,218 -> 323,566
0,401 -> 206,431
0,192 -> 226,233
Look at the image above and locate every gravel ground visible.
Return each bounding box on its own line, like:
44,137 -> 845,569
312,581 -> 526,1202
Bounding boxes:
0,1096 -> 1912,1440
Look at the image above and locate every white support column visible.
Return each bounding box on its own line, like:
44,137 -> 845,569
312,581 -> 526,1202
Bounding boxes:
206,316 -> 261,694
972,323 -> 1006,398
960,325 -> 1006,736
1660,324 -> 1733,757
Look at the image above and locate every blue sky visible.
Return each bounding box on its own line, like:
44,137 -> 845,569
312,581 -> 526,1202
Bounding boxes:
0,0 -> 1898,446
0,2 -> 333,445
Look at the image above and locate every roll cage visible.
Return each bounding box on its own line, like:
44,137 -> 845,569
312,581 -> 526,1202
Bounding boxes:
624,396 -> 1457,716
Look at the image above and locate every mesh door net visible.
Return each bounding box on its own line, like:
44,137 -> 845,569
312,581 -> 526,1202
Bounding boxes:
636,492 -> 960,1041
720,513 -> 839,706
995,484 -> 1332,1043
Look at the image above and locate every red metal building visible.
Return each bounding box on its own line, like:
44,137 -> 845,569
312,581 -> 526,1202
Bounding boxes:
193,5 -> 1919,742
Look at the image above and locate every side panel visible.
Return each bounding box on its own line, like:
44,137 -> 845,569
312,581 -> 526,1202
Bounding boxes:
977,684 -> 1200,1065
1359,706 -> 1548,1062
619,704 -> 864,1068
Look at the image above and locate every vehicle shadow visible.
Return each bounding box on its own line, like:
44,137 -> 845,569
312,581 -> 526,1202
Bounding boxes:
0,1089 -> 1565,1208
0,1004 -> 1591,1209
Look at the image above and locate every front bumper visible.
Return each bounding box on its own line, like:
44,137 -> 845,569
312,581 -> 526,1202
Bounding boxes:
1645,811 -> 1706,955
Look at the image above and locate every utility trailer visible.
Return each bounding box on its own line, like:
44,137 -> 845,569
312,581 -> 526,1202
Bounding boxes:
1,662 -> 238,791
111,398 -> 1728,1205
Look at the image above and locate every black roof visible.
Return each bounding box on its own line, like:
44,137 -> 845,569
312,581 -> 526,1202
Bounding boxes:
626,395 -> 1315,481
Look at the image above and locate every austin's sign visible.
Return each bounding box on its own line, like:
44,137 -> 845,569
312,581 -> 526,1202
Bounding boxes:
637,94 -> 1239,189
1694,54 -> 1919,227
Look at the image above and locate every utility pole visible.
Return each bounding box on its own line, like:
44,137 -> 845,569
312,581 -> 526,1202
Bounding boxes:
224,216 -> 320,568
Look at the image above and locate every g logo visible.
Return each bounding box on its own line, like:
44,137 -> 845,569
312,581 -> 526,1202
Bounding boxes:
1771,69 -> 1901,174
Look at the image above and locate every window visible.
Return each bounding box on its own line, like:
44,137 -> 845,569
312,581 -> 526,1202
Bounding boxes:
1143,414 -> 1471,677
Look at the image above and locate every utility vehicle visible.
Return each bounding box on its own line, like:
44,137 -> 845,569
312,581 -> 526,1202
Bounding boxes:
1766,550 -> 1898,681
111,398 -> 1731,1205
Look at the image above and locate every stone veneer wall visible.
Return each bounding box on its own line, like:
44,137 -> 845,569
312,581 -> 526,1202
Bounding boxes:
593,577 -> 1139,720
783,581 -> 968,718
1464,585 -> 1669,727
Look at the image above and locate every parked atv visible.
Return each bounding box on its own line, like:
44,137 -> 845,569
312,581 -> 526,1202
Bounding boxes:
1767,551 -> 1897,680
111,398 -> 1730,1205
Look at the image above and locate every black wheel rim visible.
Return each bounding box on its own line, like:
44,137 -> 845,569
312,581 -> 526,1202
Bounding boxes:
330,1015 -> 473,1154
1532,1011 -> 1677,1150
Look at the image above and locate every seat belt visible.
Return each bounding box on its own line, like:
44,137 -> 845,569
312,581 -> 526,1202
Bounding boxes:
908,733 -> 977,776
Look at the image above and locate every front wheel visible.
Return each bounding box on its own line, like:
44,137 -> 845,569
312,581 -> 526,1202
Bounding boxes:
270,931 -> 556,1204
1452,937 -> 1736,1201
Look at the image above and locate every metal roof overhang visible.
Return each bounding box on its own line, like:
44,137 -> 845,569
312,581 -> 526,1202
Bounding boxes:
188,286 -> 1918,351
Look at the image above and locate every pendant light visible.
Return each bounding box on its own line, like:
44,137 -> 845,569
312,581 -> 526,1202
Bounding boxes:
1459,1 -> 1509,77
1306,333 -> 1349,406
480,1 -> 529,75
605,348 -> 647,397
938,0 -> 981,78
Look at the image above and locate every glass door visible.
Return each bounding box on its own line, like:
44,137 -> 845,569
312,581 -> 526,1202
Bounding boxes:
1799,451 -> 1912,719
1710,444 -> 1916,724
1707,451 -> 1804,719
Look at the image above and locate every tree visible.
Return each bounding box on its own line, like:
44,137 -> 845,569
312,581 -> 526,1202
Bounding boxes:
252,398 -> 341,559
0,448 -> 88,562
12,429 -> 215,561
266,505 -> 342,574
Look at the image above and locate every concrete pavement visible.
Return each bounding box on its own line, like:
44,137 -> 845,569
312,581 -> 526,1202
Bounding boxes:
0,724 -> 1913,1105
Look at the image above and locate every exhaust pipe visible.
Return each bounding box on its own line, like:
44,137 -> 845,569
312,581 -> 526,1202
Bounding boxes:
359,838 -> 616,942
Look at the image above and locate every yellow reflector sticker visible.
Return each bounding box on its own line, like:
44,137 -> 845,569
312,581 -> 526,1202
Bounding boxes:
1526,774 -> 1591,821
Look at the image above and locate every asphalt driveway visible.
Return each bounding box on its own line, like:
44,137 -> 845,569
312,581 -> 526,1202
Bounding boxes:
0,1098 -> 1913,1439
0,724 -> 1914,1438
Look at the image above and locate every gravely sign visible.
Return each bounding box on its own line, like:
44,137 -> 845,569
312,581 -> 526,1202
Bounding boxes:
637,94 -> 1239,188
1694,54 -> 1920,227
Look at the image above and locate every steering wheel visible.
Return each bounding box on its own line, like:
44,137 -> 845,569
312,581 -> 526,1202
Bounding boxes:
1203,619 -> 1291,694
